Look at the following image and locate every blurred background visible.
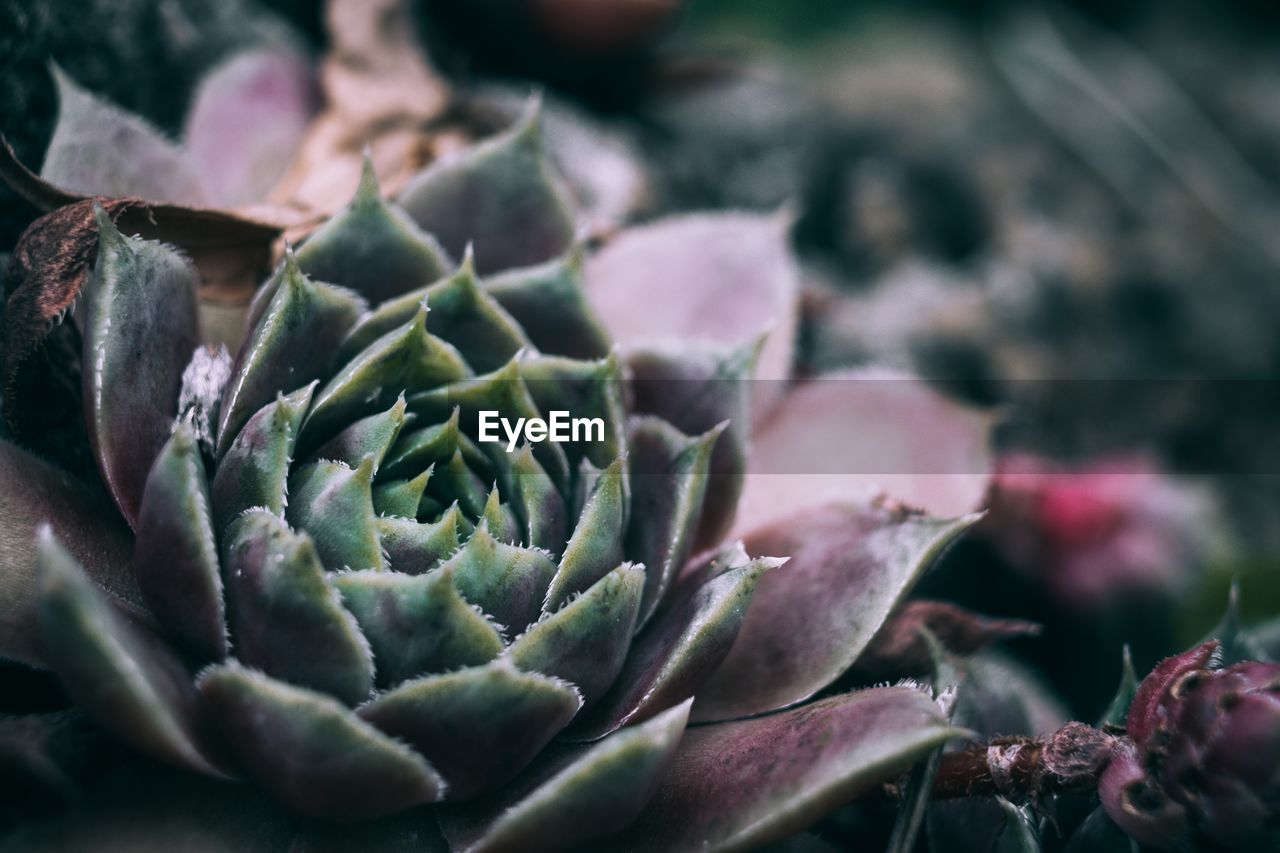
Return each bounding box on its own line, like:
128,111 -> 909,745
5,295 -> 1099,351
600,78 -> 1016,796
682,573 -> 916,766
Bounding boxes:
4,0 -> 1280,725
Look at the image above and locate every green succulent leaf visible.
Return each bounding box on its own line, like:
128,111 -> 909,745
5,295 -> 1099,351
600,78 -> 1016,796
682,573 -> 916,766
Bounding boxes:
397,101 -> 576,275
333,567 -> 505,688
376,508 -> 465,573
614,687 -> 966,852
485,249 -> 611,360
308,393 -> 408,472
543,457 -> 628,610
358,660 -> 582,799
220,510 -> 374,705
83,206 -> 199,527
509,446 -> 568,555
438,699 -> 691,853
36,530 -> 227,778
691,501 -> 980,722
295,153 -> 451,302
286,457 -> 385,572
132,420 -> 227,662
198,664 -> 444,819
1099,645 -> 1139,729
444,524 -> 559,635
373,469 -> 434,519
994,799 -> 1043,853
520,352 -> 626,469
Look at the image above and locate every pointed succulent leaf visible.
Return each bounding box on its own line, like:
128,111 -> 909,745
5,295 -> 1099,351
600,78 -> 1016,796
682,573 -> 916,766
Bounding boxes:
626,417 -> 722,627
430,450 -> 493,520
1099,646 -> 1139,729
198,664 -> 443,819
0,439 -> 140,668
221,510 -> 374,705
333,568 -> 505,688
614,687 -> 965,852
1126,640 -> 1219,744
373,469 -> 433,519
287,458 -> 385,571
445,524 -> 558,635
510,445 -> 568,555
692,501 -> 980,722
575,555 -> 783,740
133,421 -> 227,662
481,485 -> 523,545
382,407 -> 487,480
185,48 -> 318,207
521,352 -> 626,468
42,65 -> 207,203
304,302 -> 470,446
36,530 -> 226,777
210,383 -> 313,531
438,700 -> 690,853
485,249 -> 611,359
994,799 -> 1043,853
586,211 -> 798,418
83,206 -> 199,527
217,254 -> 364,458
1202,580 -> 1266,666
505,564 -> 644,706
628,341 -> 756,549
398,102 -> 576,274
358,660 -> 582,799
308,393 -> 408,471
544,457 -> 628,609
376,509 -> 463,574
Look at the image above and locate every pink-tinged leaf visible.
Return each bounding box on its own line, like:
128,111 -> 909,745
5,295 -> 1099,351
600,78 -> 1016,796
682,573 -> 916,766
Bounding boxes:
586,211 -> 798,418
614,687 -> 966,852
82,207 -> 199,528
438,700 -> 690,853
692,501 -> 979,722
41,65 -> 208,204
198,664 -> 444,819
185,48 -> 319,207
1127,640 -> 1219,744
734,368 -> 994,536
36,530 -> 228,778
0,439 -> 141,668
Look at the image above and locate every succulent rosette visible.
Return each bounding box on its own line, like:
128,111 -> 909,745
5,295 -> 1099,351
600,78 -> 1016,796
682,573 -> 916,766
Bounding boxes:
0,98 -> 991,850
1101,641 -> 1280,851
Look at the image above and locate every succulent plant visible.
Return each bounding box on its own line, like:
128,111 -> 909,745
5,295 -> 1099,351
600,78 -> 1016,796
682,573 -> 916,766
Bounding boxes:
1100,640 -> 1280,851
0,100 -> 985,850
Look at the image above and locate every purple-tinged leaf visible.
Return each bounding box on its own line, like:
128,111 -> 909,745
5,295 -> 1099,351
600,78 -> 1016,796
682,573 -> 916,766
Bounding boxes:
1126,640 -> 1219,744
398,102 -> 576,275
210,383 -> 314,533
221,511 -> 374,705
358,660 -> 581,799
692,500 -> 979,722
36,530 -> 227,778
185,48 -> 319,207
83,206 -> 199,527
544,457 -> 627,610
216,253 -> 364,459
198,664 -> 443,819
42,65 -> 207,204
505,564 -> 644,706
438,699 -> 690,853
133,421 -> 227,662
376,507 -> 464,574
614,687 -> 966,852
586,211 -> 798,419
0,439 -> 140,668
574,554 -> 782,740
485,249 -> 612,360
444,524 -> 559,635
332,567 -> 505,688
307,393 -> 408,472
286,458 -> 385,572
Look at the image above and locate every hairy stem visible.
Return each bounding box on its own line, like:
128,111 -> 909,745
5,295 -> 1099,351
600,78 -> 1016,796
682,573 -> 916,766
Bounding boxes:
931,722 -> 1117,803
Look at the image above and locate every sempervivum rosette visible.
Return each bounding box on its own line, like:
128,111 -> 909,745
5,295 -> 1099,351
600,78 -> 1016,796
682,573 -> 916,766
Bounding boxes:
1,107 -> 982,852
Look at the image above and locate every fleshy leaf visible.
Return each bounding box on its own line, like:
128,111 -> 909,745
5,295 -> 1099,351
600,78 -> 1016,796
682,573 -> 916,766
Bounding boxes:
995,799 -> 1043,853
1126,640 -> 1219,744
520,352 -> 626,469
505,564 -> 644,706
735,369 -> 994,534
42,65 -> 207,203
544,457 -> 628,609
397,102 -> 576,274
374,469 -> 433,519
691,500 -> 979,722
626,417 -> 722,627
210,383 -> 314,532
444,524 -> 558,635
586,211 -> 798,418
308,393 -> 408,472
83,205 -> 199,527
438,700 -> 690,853
509,446 -> 568,555
287,458 -> 385,571
185,48 -> 318,207
216,253 -> 364,459
0,439 -> 140,668
485,249 -> 611,359
36,530 -> 225,777
574,554 -> 782,740
376,508 -> 463,573
133,421 -> 227,662
358,660 -> 582,799
333,567 -> 505,688
614,687 -> 965,852
1099,645 -> 1139,729
221,510 -> 374,705
198,664 -> 443,819
382,408 -> 487,480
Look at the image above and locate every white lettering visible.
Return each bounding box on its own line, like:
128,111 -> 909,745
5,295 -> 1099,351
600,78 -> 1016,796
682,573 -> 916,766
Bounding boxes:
478,410 -> 499,444
475,411 -> 607,452
502,416 -> 525,453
